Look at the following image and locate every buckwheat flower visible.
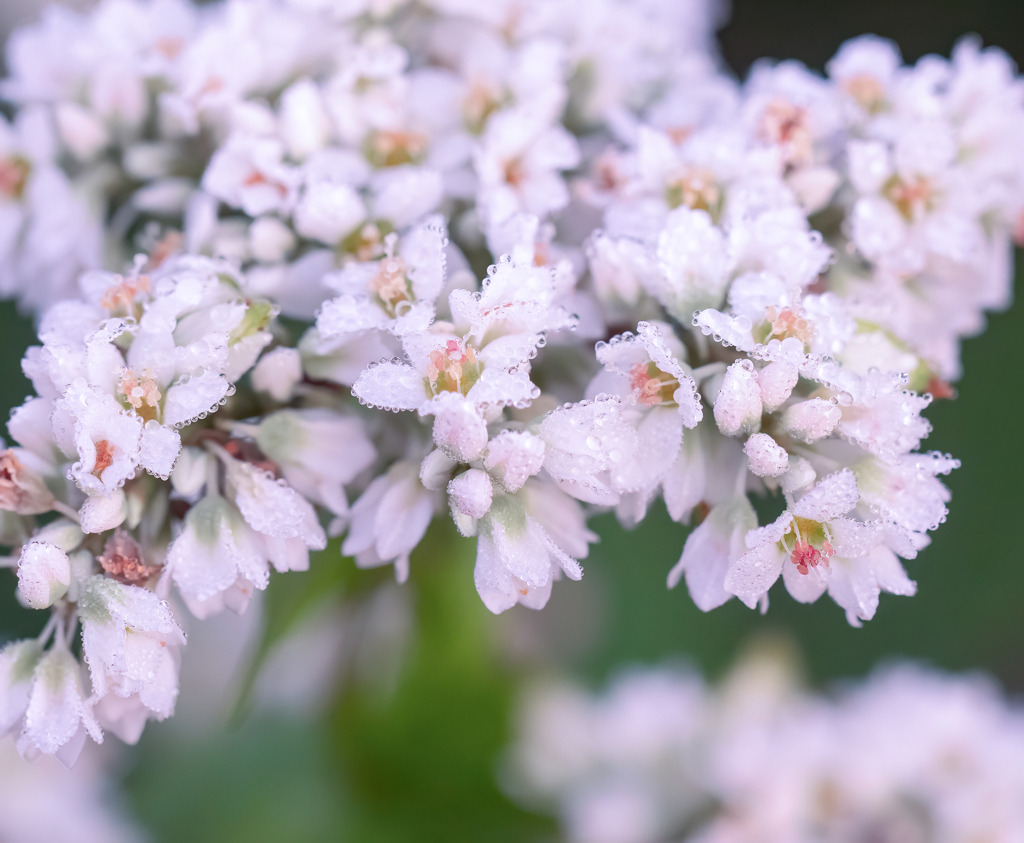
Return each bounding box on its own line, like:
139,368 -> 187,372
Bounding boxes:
351,257 -> 573,427
77,575 -> 185,723
293,178 -> 367,247
538,397 -> 640,506
202,135 -> 302,218
585,322 -> 702,523
316,215 -> 448,342
234,407 -> 377,529
16,541 -> 71,610
0,449 -> 55,516
826,34 -> 902,118
0,640 -> 40,738
218,446 -> 328,565
474,98 -> 581,224
722,468 -> 916,622
854,451 -> 959,537
168,494 -> 269,618
251,346 -> 303,401
17,647 -> 101,765
667,495 -> 757,611
473,482 -> 585,614
652,206 -> 730,321
343,460 -> 439,584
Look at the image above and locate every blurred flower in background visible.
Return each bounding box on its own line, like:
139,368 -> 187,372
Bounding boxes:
508,642 -> 1024,842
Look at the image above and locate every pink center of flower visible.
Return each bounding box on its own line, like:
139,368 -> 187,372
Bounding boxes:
367,129 -> 428,168
101,273 -> 152,315
118,369 -> 162,422
592,149 -> 627,194
628,362 -> 680,407
93,440 -> 115,476
243,169 -> 288,198
0,156 -> 30,200
371,255 -> 412,316
427,340 -> 479,395
765,305 -> 813,345
760,98 -> 812,167
666,165 -> 720,212
843,74 -> 886,112
787,516 -> 836,576
884,175 -> 934,221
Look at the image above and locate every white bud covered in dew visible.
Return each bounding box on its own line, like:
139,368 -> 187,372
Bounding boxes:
171,447 -> 210,498
757,361 -> 799,413
249,216 -> 297,263
252,347 -> 303,402
714,361 -> 763,437
448,469 -> 494,520
79,490 -> 128,534
17,542 -> 71,609
744,433 -> 789,477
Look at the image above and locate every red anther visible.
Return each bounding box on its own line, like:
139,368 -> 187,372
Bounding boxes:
792,540 -> 821,575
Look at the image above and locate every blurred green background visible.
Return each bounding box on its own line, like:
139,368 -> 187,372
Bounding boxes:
2,1 -> 1023,841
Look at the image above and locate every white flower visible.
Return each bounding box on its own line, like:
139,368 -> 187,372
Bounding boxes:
17,648 -> 101,764
667,495 -> 757,611
316,215 -> 448,342
343,460 -> 438,584
238,407 -> 377,525
202,135 -> 302,217
77,576 -> 184,721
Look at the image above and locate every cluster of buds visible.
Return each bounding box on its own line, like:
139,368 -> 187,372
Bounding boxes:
0,0 -> 1020,762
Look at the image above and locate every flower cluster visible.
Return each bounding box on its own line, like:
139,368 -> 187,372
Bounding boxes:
508,655 -> 1024,842
0,0 -> 1019,760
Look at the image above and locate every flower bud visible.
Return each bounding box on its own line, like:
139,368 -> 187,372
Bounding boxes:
252,347 -> 303,402
757,361 -> 798,413
744,433 -> 789,477
448,469 -> 493,520
714,361 -> 763,437
80,490 -> 128,534
17,542 -> 71,610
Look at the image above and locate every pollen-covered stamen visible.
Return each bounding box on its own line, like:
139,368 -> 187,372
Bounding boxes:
884,175 -> 934,221
0,155 -> 31,200
628,362 -> 680,407
426,340 -> 481,396
666,165 -> 720,213
371,253 -> 413,317
760,98 -> 813,167
101,273 -> 152,317
117,369 -> 162,423
765,305 -> 814,345
93,439 -> 115,477
843,73 -> 887,112
784,516 -> 837,575
365,129 -> 428,168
